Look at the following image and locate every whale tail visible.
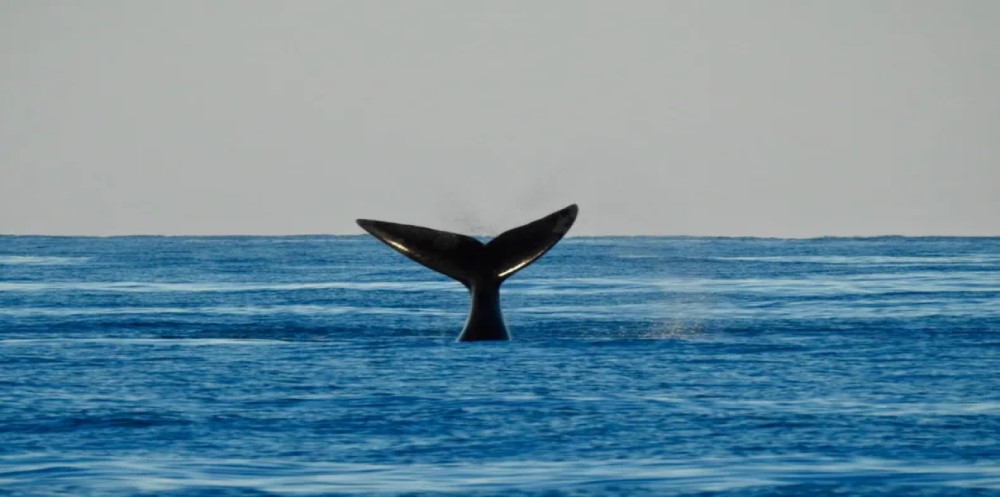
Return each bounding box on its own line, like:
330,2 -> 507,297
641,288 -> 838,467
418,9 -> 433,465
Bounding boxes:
356,204 -> 578,341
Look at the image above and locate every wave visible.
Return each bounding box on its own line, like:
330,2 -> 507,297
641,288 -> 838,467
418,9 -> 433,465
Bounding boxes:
684,398 -> 1000,417
0,280 -> 459,293
2,272 -> 996,298
0,255 -> 91,265
510,272 -> 1000,296
714,255 -> 1000,265
5,298 -> 987,320
0,305 -> 462,317
0,454 -> 995,494
514,297 -> 1000,320
0,338 -> 286,346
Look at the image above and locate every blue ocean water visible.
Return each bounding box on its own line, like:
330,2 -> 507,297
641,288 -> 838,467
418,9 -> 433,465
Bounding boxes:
0,235 -> 998,496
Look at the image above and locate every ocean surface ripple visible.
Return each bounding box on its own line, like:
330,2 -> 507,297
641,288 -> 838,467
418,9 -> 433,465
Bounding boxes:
1,236 -> 998,496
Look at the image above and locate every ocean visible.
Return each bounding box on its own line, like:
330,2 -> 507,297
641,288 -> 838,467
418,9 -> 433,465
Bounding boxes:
1,235 -> 998,496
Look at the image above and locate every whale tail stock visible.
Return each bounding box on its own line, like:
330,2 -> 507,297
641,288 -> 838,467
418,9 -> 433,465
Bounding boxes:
356,204 -> 578,341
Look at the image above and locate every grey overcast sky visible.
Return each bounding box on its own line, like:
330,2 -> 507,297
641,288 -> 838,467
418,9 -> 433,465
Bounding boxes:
1,1 -> 997,236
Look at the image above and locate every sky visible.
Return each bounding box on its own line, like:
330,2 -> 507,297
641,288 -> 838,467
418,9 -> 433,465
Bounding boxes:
1,1 -> 997,237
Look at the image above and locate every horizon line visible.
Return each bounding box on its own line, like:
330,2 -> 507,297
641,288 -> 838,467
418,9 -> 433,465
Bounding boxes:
2,233 -> 998,240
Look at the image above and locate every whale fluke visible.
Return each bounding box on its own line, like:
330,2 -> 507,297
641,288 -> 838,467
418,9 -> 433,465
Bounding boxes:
357,204 -> 578,341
